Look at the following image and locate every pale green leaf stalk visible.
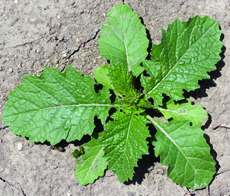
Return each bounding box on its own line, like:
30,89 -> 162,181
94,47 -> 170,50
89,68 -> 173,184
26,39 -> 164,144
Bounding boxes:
2,3 -> 223,190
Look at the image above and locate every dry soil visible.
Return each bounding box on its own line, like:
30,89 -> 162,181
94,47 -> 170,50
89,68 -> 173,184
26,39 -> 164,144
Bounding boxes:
0,0 -> 230,196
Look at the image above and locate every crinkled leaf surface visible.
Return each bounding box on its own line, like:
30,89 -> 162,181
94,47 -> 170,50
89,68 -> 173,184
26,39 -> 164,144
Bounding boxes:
99,3 -> 149,76
94,62 -> 135,96
108,61 -> 142,104
100,111 -> 150,182
142,16 -> 222,105
95,61 -> 141,104
107,61 -> 136,98
156,100 -> 208,127
148,116 -> 216,189
2,66 -> 115,145
75,134 -> 108,185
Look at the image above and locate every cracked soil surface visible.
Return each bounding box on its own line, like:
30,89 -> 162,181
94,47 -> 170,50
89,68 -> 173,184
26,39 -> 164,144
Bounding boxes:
0,0 -> 230,195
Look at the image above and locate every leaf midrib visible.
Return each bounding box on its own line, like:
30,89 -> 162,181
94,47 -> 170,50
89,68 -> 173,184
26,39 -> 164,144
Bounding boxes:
4,104 -> 126,117
120,15 -> 131,72
147,116 -> 196,175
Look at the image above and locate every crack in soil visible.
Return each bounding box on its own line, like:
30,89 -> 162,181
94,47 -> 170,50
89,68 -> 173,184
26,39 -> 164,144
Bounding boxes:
212,123 -> 230,130
104,174 -> 115,178
0,126 -> 8,130
0,177 -> 26,196
216,169 -> 230,176
7,35 -> 46,49
67,29 -> 100,60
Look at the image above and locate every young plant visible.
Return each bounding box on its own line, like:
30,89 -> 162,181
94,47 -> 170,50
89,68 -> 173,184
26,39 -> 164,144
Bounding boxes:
2,4 -> 223,189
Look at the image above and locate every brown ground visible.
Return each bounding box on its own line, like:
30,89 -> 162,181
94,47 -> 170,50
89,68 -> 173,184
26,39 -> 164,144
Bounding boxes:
0,0 -> 230,195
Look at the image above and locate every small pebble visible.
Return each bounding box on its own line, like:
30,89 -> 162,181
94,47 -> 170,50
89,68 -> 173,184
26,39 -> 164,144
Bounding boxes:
8,68 -> 13,73
2,95 -> 8,101
155,168 -> 164,175
67,191 -> 72,196
17,142 -> 23,151
10,18 -> 18,26
53,165 -> 58,169
62,51 -> 67,58
29,18 -> 38,24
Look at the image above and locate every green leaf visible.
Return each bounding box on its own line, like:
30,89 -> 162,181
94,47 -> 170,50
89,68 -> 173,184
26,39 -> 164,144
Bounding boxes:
72,146 -> 84,159
98,3 -> 149,76
95,61 -> 141,104
75,134 -> 108,185
147,116 -> 216,189
2,66 -> 115,145
94,65 -> 114,91
142,16 -> 222,105
100,111 -> 150,182
108,61 -> 142,104
108,61 -> 136,97
72,149 -> 81,159
156,100 -> 208,127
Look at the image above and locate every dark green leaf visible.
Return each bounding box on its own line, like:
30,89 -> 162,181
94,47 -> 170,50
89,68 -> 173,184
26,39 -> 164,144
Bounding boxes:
2,66 -> 115,145
99,4 -> 149,76
148,116 -> 216,189
142,16 -> 222,105
101,111 -> 150,182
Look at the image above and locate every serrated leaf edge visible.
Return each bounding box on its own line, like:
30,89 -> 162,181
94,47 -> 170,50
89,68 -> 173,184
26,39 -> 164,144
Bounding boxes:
146,116 -> 206,181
